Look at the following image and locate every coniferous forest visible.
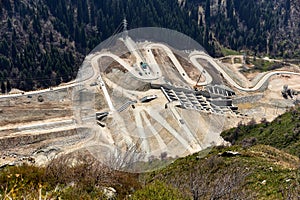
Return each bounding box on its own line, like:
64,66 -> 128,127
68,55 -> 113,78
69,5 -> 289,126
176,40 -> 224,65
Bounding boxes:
0,0 -> 299,91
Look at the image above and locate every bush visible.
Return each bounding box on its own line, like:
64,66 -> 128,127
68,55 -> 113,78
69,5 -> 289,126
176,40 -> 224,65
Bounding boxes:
242,137 -> 257,148
0,164 -> 45,199
37,95 -> 44,102
0,153 -> 141,199
130,181 -> 188,200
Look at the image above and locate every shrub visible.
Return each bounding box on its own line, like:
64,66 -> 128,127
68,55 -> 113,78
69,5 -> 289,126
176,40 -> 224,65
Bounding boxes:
37,95 -> 44,102
130,181 -> 188,200
242,137 -> 257,148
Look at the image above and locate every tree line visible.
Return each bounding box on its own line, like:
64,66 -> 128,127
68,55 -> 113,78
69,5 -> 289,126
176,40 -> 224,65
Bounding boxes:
0,0 -> 297,91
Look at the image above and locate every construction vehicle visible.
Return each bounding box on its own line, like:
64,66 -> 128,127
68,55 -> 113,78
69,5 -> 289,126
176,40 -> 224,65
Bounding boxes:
193,73 -> 203,91
282,85 -> 299,99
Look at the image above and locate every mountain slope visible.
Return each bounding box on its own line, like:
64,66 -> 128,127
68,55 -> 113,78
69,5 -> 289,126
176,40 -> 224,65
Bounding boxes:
185,0 -> 300,58
144,145 -> 300,199
1,107 -> 300,199
1,145 -> 299,199
0,0 -> 299,91
221,106 -> 300,157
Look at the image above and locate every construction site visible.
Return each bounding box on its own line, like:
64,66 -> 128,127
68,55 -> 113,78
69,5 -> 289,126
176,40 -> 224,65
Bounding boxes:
1,24 -> 300,172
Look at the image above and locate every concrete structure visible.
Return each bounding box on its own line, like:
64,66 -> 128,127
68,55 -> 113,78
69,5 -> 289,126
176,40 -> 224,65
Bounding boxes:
140,95 -> 158,103
96,112 -> 109,121
205,85 -> 235,97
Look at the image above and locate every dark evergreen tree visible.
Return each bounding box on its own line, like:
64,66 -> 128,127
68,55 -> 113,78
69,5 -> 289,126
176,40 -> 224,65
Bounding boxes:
205,0 -> 211,27
0,1 -> 2,16
284,0 -> 291,25
6,80 -> 11,93
1,81 -> 5,94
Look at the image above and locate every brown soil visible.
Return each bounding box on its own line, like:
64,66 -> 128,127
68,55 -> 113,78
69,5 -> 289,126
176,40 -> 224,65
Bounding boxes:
175,53 -> 205,82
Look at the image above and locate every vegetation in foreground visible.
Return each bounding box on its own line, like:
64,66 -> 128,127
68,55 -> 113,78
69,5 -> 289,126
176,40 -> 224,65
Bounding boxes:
1,145 -> 299,199
1,107 -> 300,199
222,106 -> 300,157
0,154 -> 141,199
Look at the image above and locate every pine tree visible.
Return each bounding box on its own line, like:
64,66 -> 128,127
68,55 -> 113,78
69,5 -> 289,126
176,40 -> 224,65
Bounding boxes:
284,0 -> 290,25
205,0 -> 211,27
1,81 -> 5,94
6,80 -> 11,93
0,1 -> 2,16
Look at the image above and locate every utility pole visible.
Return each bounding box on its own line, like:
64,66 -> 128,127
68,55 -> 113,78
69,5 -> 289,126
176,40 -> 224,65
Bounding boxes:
122,18 -> 128,40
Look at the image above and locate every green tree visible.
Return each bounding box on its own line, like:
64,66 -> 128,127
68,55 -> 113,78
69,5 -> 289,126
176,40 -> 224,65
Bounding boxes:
205,0 -> 211,27
1,81 -> 5,94
0,1 -> 2,16
284,0 -> 290,25
6,80 -> 11,93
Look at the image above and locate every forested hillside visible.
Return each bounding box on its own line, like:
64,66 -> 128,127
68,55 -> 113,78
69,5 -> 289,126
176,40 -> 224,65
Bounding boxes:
0,0 -> 299,91
185,0 -> 300,58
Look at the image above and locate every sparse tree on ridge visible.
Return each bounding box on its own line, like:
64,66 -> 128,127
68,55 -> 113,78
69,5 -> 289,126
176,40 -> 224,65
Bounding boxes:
1,81 -> 6,94
6,80 -> 11,93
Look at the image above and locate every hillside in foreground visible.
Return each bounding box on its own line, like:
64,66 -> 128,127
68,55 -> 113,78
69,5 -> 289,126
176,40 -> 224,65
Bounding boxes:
145,144 -> 300,199
221,106 -> 300,157
0,106 -> 299,199
1,144 -> 299,199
